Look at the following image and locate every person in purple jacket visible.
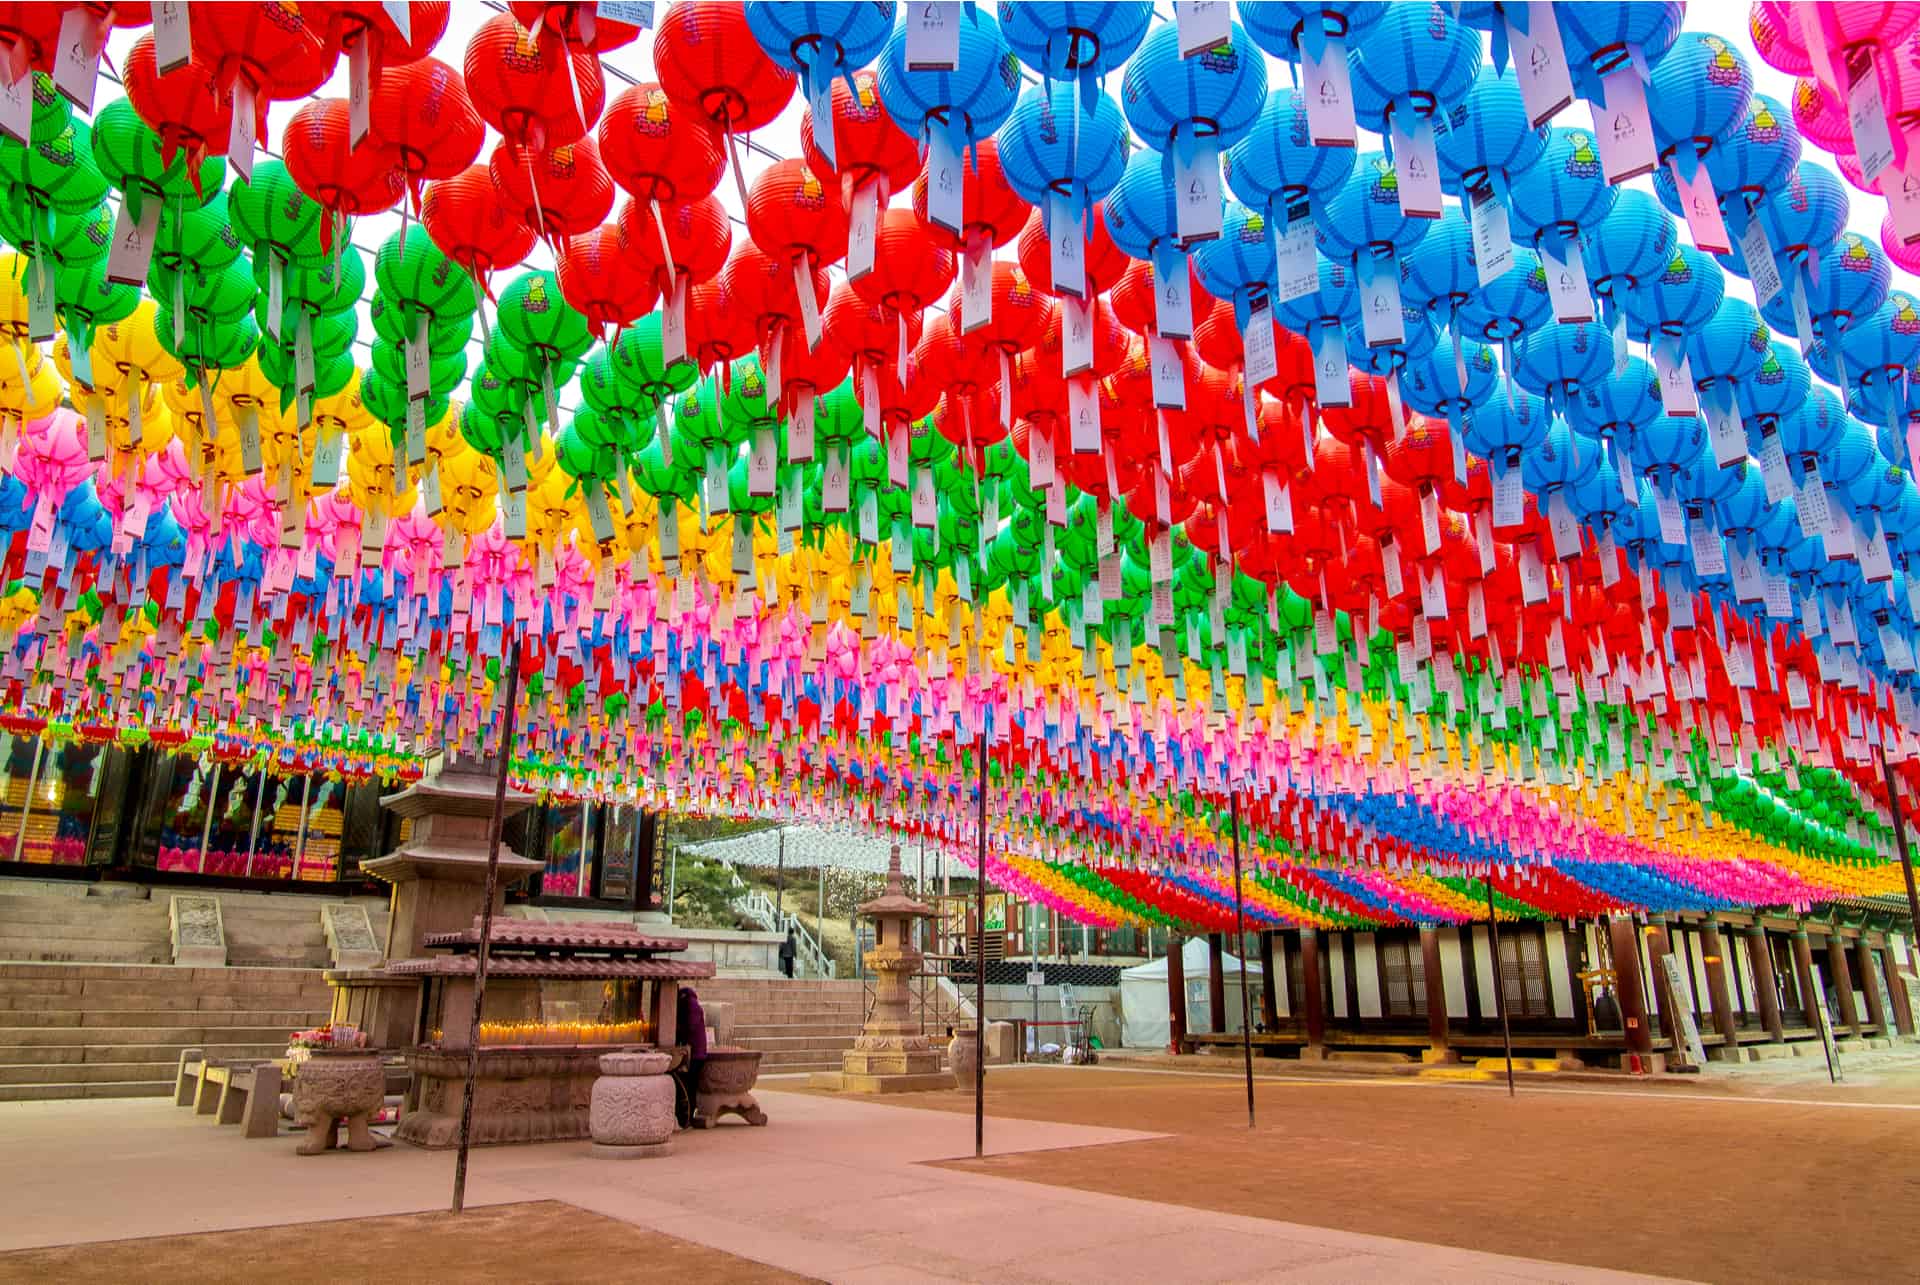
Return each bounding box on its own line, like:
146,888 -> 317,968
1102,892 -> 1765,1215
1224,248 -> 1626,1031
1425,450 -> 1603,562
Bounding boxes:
672,987 -> 708,1127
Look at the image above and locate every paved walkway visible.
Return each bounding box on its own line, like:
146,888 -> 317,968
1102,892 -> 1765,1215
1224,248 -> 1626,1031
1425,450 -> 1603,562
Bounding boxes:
2,1091 -> 1672,1283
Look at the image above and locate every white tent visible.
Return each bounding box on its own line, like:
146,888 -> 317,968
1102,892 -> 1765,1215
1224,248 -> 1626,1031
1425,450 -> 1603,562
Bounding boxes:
1119,938 -> 1266,1050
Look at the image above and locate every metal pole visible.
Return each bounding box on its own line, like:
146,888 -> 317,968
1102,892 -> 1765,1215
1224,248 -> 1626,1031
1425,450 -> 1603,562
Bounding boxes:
195,762 -> 219,874
1486,875 -> 1516,1098
974,737 -> 988,1161
1876,744 -> 1920,948
1230,791 -> 1255,1129
451,644 -> 521,1215
775,825 -> 785,918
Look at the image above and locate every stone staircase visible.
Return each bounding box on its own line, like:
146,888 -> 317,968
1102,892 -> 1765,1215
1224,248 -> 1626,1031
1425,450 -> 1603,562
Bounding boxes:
0,962 -> 334,1102
697,977 -> 969,1075
0,887 -> 390,969
0,891 -> 172,965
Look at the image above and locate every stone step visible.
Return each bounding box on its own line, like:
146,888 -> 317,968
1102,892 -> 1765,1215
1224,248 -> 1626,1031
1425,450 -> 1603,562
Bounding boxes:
0,901 -> 170,925
0,985 -> 333,1011
0,937 -> 173,956
0,1040 -> 291,1066
0,1079 -> 173,1101
226,947 -> 333,969
753,1049 -> 856,1070
731,1021 -> 873,1039
0,1059 -> 183,1085
0,1024 -> 305,1048
0,1007 -> 328,1030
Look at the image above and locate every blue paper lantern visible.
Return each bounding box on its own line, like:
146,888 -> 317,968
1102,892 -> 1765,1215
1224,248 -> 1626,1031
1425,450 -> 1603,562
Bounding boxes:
1120,20 -> 1266,243
1193,201 -> 1276,329
1621,245 -> 1725,344
1401,333 -> 1498,421
1398,207 -> 1477,321
746,2 -> 895,168
1516,321 -> 1630,421
878,7 -> 1020,203
1582,190 -> 1677,321
1555,3 -> 1685,101
1656,92 -> 1801,230
1223,85 -> 1354,218
1735,340 -> 1813,436
1646,31 -> 1753,171
1454,249 -> 1549,347
997,79 -> 1129,216
1506,125 -> 1616,254
1349,2 -> 1483,213
1461,382 -> 1549,464
997,2 -> 1152,78
1432,65 -> 1547,196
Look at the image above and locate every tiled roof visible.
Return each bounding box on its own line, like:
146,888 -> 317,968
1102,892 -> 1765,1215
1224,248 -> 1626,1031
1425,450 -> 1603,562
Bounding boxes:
386,956 -> 716,980
422,919 -> 693,954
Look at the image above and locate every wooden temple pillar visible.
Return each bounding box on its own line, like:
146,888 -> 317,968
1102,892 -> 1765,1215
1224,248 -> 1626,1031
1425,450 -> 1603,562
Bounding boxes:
1419,926 -> 1453,1062
1698,919 -> 1741,1056
1607,916 -> 1654,1058
1745,925 -> 1785,1042
1855,939 -> 1889,1035
1207,933 -> 1227,1034
1299,928 -> 1328,1056
1258,931 -> 1279,1032
1642,917 -> 1681,1048
1165,934 -> 1188,1054
1791,930 -> 1822,1030
1827,935 -> 1861,1034
1886,942 -> 1917,1036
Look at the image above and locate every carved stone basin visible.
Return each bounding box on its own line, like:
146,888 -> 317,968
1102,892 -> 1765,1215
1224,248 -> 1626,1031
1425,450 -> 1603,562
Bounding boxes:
695,1047 -> 767,1127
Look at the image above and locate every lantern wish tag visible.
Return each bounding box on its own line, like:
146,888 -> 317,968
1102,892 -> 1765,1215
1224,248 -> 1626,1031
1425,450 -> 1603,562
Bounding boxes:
1507,3 -> 1573,126
1152,245 -> 1193,338
1594,64 -> 1656,185
1387,116 -> 1442,220
153,1 -> 192,75
1300,33 -> 1356,147
906,2 -> 959,71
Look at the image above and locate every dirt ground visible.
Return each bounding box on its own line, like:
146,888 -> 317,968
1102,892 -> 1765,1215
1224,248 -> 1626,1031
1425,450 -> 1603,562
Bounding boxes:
802,1064 -> 1920,1283
0,1200 -> 812,1285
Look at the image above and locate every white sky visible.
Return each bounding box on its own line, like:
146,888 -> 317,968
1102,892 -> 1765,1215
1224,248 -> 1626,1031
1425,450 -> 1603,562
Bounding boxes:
90,0 -> 1905,429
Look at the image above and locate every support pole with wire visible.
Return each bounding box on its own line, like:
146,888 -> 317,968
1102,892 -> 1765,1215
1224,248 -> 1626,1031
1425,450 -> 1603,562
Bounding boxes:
1485,873 -> 1515,1099
452,642 -> 521,1214
1230,789 -> 1255,1129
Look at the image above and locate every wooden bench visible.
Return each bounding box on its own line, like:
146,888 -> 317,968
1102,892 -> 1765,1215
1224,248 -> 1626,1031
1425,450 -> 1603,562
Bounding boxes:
173,1048 -> 283,1139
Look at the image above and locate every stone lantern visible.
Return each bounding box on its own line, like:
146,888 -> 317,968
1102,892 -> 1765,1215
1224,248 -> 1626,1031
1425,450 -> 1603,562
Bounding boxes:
809,845 -> 951,1093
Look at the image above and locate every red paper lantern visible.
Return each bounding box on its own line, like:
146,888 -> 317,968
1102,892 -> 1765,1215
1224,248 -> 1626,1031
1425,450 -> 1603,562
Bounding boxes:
619,194 -> 732,290
122,33 -> 233,180
800,67 -> 922,204
368,57 -> 484,210
1016,203 -> 1127,297
489,135 -> 614,244
283,98 -> 405,243
557,221 -> 661,338
422,162 -> 537,287
849,208 -> 957,326
307,2 -> 448,66
687,275 -> 758,373
746,157 -> 850,274
189,2 -> 337,141
463,13 -> 604,151
654,0 -> 796,134
509,1 -> 645,53
720,243 -> 830,352
0,5 -> 70,77
1108,256 -> 1214,338
911,138 -> 1030,251
598,82 -> 726,205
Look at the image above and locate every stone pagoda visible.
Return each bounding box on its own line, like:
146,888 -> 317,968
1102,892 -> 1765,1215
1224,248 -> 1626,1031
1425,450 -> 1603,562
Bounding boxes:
810,844 -> 950,1093
325,753 -> 542,1051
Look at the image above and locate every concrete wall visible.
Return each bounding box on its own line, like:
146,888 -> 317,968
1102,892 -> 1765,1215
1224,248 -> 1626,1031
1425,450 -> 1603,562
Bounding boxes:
980,982 -> 1121,1049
